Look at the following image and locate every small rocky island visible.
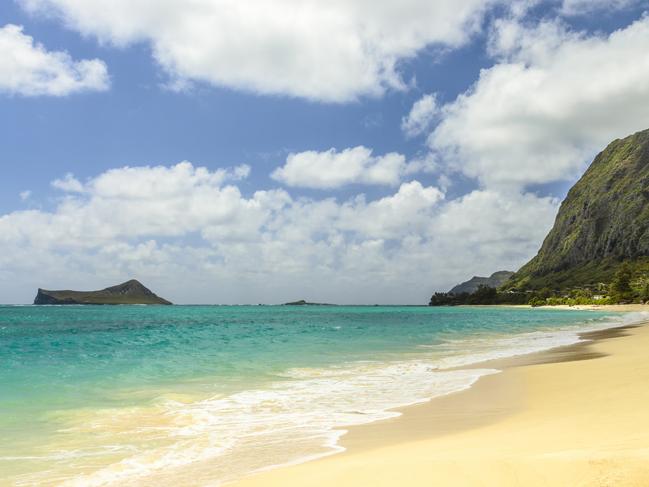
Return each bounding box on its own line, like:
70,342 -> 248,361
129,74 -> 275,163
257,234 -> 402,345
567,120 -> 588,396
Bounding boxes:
283,299 -> 333,306
34,279 -> 172,305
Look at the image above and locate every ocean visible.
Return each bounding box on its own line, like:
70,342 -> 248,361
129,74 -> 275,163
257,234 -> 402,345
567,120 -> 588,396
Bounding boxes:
0,305 -> 642,486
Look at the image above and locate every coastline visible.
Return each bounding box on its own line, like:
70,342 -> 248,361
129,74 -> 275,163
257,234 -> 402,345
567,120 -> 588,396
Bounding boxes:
235,309 -> 649,486
540,303 -> 649,312
471,303 -> 649,312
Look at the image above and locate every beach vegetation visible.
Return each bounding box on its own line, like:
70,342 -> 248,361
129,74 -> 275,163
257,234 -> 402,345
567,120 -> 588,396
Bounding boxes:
641,282 -> 649,303
610,262 -> 634,303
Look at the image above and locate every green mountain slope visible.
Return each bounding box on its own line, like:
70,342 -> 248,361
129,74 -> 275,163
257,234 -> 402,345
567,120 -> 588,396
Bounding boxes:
507,128 -> 649,291
449,271 -> 514,294
34,280 -> 172,305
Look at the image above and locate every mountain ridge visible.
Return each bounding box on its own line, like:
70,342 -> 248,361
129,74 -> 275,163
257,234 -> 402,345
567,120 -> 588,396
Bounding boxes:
431,128 -> 649,306
507,128 -> 649,291
449,271 -> 515,294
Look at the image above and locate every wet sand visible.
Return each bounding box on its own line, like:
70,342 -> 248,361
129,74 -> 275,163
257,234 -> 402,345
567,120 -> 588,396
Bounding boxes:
235,322 -> 649,486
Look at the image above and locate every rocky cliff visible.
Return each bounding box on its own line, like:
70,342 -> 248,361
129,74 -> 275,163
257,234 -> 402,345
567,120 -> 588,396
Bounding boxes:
34,280 -> 172,305
507,128 -> 649,291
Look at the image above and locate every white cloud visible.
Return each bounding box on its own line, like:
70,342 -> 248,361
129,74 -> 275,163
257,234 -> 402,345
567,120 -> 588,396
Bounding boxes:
36,162 -> 267,245
52,173 -> 85,192
19,190 -> 32,201
18,0 -> 494,102
0,24 -> 108,96
0,161 -> 558,304
402,94 -> 439,138
429,16 -> 649,189
271,146 -> 411,189
435,190 -> 558,261
403,153 -> 439,175
336,181 -> 445,239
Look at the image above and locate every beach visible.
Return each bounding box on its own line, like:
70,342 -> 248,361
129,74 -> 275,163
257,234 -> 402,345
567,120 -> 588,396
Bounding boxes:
236,311 -> 649,487
2,305 -> 645,486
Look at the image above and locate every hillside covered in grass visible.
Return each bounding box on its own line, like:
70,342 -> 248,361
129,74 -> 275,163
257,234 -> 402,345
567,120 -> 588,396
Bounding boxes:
432,129 -> 649,306
507,128 -> 649,294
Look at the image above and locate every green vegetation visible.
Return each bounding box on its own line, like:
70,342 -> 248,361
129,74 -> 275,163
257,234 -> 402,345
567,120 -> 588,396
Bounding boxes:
505,128 -> 649,294
431,262 -> 649,307
431,128 -> 649,307
448,271 -> 514,295
34,280 -> 172,305
430,285 -> 528,306
610,262 -> 634,303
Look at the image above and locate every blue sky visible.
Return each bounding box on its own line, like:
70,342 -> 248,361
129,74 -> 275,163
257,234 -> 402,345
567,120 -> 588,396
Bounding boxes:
0,0 -> 486,208
1,0 -> 649,304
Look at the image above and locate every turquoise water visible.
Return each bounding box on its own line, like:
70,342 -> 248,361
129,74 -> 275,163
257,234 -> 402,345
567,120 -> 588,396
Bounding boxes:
0,305 -> 638,486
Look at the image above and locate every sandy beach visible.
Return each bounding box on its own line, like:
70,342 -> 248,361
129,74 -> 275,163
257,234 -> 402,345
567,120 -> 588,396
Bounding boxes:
235,312 -> 649,486
541,304 -> 649,312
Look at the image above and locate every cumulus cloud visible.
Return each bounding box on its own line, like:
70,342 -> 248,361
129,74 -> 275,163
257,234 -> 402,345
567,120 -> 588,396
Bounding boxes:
434,190 -> 559,262
0,161 -> 558,304
336,181 -> 445,238
0,24 -> 109,96
18,0 -> 494,102
271,146 -> 415,189
402,94 -> 439,138
429,16 -> 649,189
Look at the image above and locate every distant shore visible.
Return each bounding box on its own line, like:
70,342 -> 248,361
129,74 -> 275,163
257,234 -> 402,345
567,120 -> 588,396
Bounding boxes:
541,303 -> 649,312
236,314 -> 649,486
467,303 -> 649,312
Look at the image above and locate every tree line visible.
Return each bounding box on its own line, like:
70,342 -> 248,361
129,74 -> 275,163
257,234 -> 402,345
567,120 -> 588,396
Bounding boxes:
430,263 -> 649,306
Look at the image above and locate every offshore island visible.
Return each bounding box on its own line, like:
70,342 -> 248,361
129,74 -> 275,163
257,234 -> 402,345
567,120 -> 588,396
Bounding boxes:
33,279 -> 172,305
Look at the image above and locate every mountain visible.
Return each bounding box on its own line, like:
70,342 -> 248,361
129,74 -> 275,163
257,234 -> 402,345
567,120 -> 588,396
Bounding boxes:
34,280 -> 172,305
507,128 -> 649,291
449,271 -> 515,294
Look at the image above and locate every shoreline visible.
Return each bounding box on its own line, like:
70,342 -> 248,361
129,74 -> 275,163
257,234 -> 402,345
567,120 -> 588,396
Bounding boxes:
540,303 -> 649,312
463,303 -> 649,312
235,310 -> 649,486
336,324 -> 639,454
